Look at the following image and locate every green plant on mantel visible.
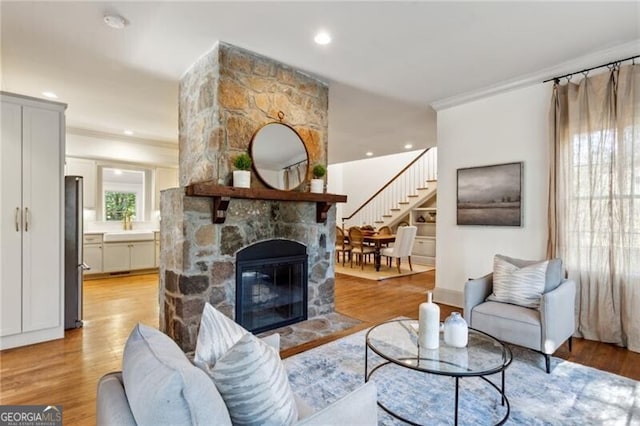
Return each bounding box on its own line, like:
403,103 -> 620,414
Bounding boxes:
312,164 -> 327,179
233,152 -> 252,171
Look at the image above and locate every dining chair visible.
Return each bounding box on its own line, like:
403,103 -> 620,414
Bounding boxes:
348,227 -> 375,270
381,225 -> 417,273
335,226 -> 352,266
378,226 -> 392,236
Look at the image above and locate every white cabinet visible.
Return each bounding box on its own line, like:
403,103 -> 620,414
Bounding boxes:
130,241 -> 155,270
413,236 -> 436,256
103,241 -> 155,272
1,92 -> 65,349
83,233 -> 103,274
103,243 -> 131,272
66,157 -> 96,209
154,167 -> 178,210
410,203 -> 436,266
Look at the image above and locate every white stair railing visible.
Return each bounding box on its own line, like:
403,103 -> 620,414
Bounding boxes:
342,147 -> 437,229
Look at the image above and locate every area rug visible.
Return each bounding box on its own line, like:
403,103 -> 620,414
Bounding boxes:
284,327 -> 640,425
335,262 -> 434,281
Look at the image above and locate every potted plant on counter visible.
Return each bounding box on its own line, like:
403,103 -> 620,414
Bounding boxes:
310,164 -> 326,193
232,152 -> 252,188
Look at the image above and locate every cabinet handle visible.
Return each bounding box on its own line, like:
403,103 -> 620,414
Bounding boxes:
24,207 -> 29,232
15,207 -> 20,231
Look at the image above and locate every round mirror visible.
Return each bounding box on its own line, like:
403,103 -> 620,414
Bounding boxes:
250,122 -> 309,190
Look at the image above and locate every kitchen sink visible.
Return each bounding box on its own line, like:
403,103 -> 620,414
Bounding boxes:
103,231 -> 155,242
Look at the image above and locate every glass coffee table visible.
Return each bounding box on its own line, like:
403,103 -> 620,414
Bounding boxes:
365,319 -> 512,425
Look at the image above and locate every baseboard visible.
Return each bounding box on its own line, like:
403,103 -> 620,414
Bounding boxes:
0,326 -> 64,350
433,287 -> 464,308
84,268 -> 158,280
411,255 -> 435,267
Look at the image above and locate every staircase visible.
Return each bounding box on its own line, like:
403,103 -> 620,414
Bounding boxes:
342,147 -> 438,230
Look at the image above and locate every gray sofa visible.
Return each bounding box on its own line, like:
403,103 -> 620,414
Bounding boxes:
464,272 -> 576,373
96,324 -> 377,425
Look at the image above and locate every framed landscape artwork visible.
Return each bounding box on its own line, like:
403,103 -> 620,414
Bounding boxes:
456,162 -> 522,226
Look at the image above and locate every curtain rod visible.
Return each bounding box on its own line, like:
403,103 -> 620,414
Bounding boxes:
543,54 -> 639,83
284,158 -> 308,170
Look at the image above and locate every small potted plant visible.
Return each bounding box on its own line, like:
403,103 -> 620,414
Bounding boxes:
232,152 -> 252,188
310,164 -> 326,193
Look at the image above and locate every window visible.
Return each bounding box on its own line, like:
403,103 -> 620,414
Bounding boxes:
568,125 -> 640,263
105,191 -> 136,221
97,165 -> 152,222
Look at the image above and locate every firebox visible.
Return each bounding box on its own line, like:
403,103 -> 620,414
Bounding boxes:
235,240 -> 308,333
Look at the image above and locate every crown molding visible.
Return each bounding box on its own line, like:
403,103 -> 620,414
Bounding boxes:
431,40 -> 640,111
66,126 -> 178,150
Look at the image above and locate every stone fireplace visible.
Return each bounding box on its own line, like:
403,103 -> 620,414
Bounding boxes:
236,239 -> 308,333
159,42 -> 335,352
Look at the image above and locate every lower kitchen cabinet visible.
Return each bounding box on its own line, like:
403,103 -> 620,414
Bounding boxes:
83,233 -> 103,274
84,244 -> 103,274
130,241 -> 155,270
103,241 -> 155,272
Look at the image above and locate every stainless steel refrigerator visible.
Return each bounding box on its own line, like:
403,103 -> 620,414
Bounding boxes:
65,175 -> 87,329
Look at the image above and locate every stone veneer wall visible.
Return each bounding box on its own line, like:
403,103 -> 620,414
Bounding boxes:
160,42 -> 333,352
178,41 -> 328,187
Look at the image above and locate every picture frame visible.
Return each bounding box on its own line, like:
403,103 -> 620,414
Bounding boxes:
456,162 -> 522,226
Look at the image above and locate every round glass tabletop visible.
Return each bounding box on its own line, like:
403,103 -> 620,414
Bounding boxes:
366,319 -> 512,377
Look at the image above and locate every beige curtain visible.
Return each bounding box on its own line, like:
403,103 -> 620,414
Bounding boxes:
548,63 -> 640,352
282,162 -> 307,190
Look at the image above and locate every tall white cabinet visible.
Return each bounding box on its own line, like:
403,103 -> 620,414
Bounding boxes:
1,92 -> 66,350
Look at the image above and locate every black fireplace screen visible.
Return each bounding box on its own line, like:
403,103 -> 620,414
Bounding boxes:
236,240 -> 308,333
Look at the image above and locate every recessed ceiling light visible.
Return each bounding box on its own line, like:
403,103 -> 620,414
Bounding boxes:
42,91 -> 58,99
404,143 -> 413,149
123,130 -> 134,136
314,31 -> 331,45
365,152 -> 373,157
113,169 -> 123,175
103,14 -> 128,30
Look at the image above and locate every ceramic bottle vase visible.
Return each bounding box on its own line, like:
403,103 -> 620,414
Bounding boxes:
418,292 -> 440,349
444,312 -> 468,348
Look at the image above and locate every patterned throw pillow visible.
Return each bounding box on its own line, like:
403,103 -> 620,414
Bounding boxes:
211,333 -> 299,426
487,255 -> 548,308
193,303 -> 247,374
494,254 -> 564,293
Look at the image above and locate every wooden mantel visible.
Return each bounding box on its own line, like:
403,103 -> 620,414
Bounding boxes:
185,181 -> 347,223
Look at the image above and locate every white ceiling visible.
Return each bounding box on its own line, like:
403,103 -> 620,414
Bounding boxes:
1,2 -> 638,164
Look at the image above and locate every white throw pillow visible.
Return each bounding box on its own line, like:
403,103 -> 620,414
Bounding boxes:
122,323 -> 232,425
487,255 -> 548,308
211,333 -> 298,425
194,303 -> 248,373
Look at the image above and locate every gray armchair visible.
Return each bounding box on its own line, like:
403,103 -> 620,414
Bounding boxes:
464,272 -> 576,373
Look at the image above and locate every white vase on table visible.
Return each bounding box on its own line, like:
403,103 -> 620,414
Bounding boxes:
444,312 -> 468,348
418,292 -> 440,349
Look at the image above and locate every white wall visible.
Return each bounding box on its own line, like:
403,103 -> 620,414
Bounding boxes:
327,164 -> 345,222
328,150 -> 424,224
66,130 -> 178,167
435,83 -> 553,306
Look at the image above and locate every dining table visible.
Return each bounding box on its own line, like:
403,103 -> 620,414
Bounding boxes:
363,234 -> 396,272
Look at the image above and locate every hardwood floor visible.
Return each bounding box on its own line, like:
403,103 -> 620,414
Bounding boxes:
1,271 -> 639,425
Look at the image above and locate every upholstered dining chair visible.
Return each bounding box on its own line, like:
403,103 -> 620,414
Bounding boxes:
335,226 -> 352,266
380,225 -> 417,273
348,227 -> 375,270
